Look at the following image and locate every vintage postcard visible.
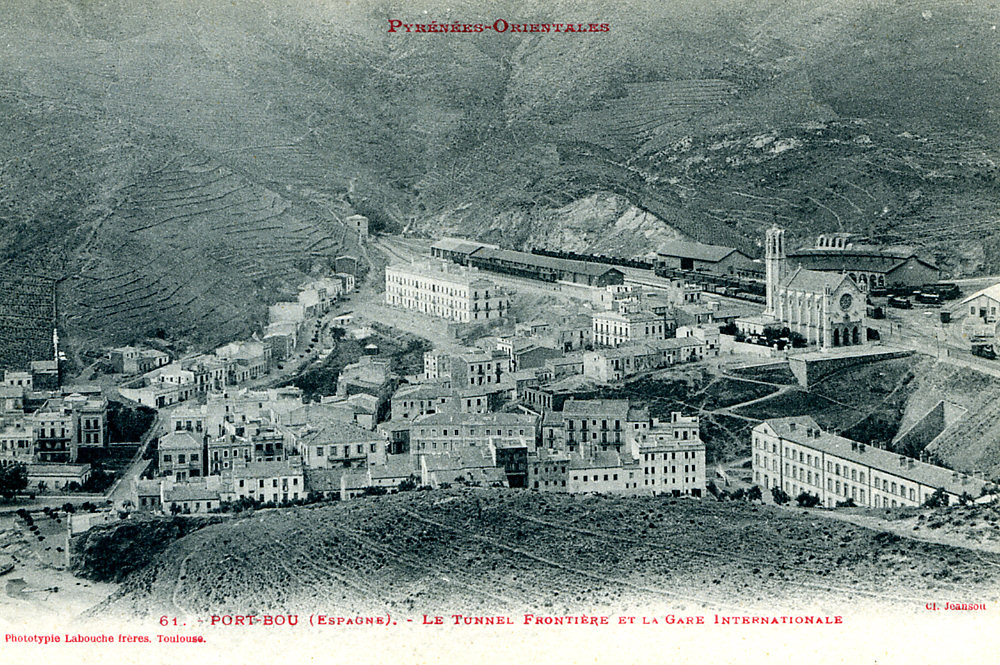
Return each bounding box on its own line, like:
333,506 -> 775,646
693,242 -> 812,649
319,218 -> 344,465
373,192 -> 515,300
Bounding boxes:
1,1 -> 998,663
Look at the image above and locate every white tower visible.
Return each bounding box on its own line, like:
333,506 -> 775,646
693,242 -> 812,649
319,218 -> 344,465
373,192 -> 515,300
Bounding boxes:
764,226 -> 785,318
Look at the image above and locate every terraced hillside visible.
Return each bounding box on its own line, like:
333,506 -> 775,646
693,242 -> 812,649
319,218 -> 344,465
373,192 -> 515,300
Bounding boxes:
88,490 -> 1000,619
3,0 -> 1000,353
62,150 -> 346,346
0,271 -> 56,371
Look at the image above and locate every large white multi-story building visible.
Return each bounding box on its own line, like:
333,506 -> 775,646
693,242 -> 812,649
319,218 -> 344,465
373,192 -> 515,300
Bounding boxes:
636,412 -> 706,497
752,416 -> 987,508
410,412 -> 538,457
385,261 -> 508,323
592,310 -> 667,348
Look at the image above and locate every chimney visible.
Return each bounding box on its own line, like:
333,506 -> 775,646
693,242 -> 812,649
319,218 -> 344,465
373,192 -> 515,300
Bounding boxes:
789,422 -> 796,432
898,455 -> 906,467
806,428 -> 813,437
952,471 -> 960,480
851,442 -> 858,451
859,443 -> 865,453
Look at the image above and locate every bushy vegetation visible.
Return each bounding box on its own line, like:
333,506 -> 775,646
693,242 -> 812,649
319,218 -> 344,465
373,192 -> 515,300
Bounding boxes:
107,401 -> 157,443
0,463 -> 28,500
70,516 -> 224,582
795,492 -> 822,507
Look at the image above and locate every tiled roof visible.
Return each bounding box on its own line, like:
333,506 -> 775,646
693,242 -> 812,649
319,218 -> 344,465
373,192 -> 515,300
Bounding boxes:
163,482 -> 221,502
231,460 -> 303,479
760,416 -> 986,497
304,467 -> 367,491
472,247 -> 624,278
960,283 -> 1000,306
789,244 -> 937,271
430,237 -> 494,254
414,412 -> 536,426
159,431 -> 202,451
562,398 -> 629,416
369,455 -> 416,479
780,267 -> 851,293
656,240 -> 744,263
295,413 -> 383,445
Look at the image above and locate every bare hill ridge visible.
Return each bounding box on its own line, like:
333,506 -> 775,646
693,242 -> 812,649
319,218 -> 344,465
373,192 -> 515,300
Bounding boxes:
86,489 -> 1000,618
2,0 -> 999,352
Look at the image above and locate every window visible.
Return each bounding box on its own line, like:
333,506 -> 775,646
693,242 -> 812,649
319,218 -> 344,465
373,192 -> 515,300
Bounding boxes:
163,454 -> 172,463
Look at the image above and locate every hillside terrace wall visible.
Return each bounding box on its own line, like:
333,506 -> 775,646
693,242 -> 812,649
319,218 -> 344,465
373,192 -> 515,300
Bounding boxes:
0,272 -> 56,372
893,400 -> 946,455
788,348 -> 913,388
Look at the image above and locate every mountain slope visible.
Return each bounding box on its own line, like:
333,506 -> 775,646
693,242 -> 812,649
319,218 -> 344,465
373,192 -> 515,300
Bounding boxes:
1,0 -> 999,354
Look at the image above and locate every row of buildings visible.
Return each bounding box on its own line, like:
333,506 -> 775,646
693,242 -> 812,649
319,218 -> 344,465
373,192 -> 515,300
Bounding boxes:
430,239 -> 626,287
752,416 -> 987,508
0,375 -> 108,488
655,233 -> 940,290
119,272 -> 357,409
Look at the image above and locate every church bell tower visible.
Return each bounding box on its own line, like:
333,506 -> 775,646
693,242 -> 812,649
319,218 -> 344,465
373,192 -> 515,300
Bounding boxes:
764,226 -> 785,318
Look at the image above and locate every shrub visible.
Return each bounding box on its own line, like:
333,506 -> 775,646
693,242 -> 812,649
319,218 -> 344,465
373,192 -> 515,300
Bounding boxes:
771,486 -> 790,505
923,487 -> 950,508
796,492 -> 822,507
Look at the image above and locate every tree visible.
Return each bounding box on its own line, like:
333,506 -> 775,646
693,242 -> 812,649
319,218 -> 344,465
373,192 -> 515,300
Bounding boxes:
0,463 -> 29,500
398,476 -> 418,492
795,491 -> 822,508
747,486 -> 763,503
923,487 -> 950,508
770,486 -> 790,505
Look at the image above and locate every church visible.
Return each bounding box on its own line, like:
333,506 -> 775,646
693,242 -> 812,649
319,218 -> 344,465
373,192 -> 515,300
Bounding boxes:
738,227 -> 867,349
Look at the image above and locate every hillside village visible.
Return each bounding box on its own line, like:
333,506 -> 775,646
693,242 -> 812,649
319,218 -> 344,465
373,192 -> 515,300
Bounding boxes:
4,214 -> 1000,539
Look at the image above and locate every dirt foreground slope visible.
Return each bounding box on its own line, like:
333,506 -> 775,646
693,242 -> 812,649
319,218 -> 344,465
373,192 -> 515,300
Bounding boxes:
88,489 -> 1000,619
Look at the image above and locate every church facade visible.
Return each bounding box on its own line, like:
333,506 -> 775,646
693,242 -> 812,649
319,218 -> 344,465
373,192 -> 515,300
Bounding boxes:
741,227 -> 867,349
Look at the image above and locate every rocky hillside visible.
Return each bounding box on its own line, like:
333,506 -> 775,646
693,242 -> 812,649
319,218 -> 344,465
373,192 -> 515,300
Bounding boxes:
88,489 -> 1000,619
2,0 -> 999,353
